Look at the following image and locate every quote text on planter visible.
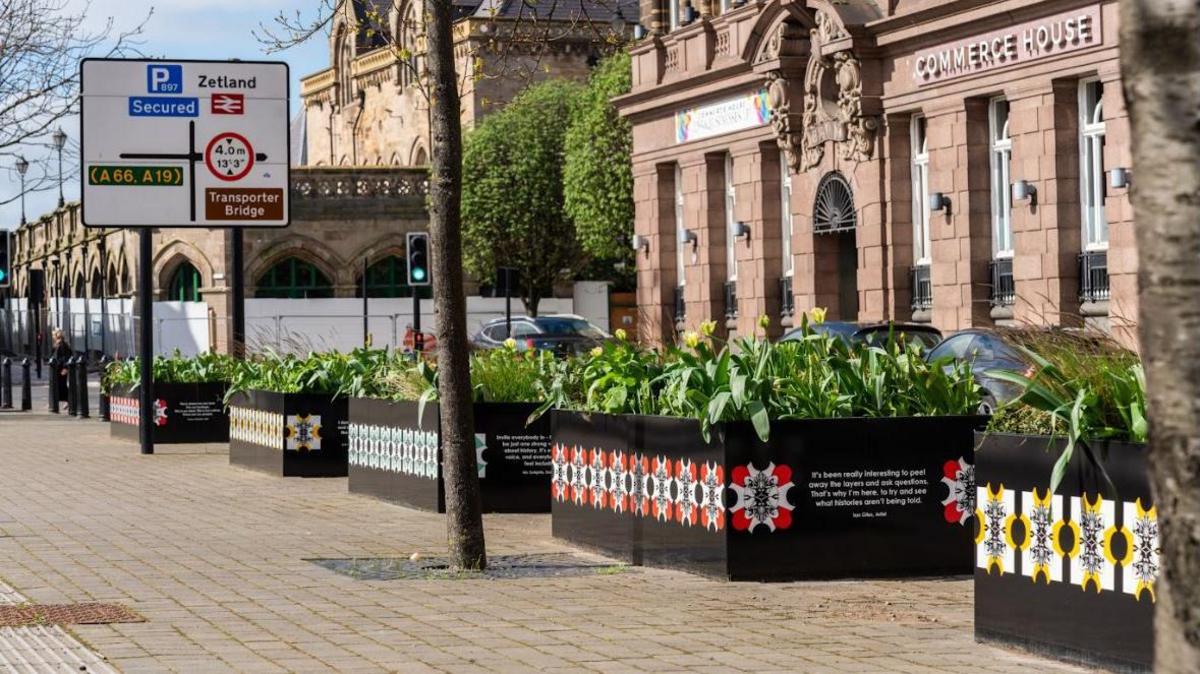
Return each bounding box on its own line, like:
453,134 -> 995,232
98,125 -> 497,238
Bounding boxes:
809,468 -> 929,518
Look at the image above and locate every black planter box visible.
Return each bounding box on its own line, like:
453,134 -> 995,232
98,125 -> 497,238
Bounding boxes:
228,390 -> 349,477
109,382 -> 229,444
974,432 -> 1156,672
348,398 -> 552,513
550,411 -> 986,581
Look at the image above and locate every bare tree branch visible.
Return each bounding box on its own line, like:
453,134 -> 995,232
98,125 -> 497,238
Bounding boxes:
0,0 -> 149,206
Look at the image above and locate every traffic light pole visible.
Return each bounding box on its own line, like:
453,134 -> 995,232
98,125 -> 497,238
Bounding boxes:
406,232 -> 429,353
504,268 -> 513,339
362,257 -> 369,347
413,291 -> 422,353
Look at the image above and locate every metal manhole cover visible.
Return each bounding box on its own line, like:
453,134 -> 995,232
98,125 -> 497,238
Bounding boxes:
307,553 -> 629,580
0,603 -> 144,627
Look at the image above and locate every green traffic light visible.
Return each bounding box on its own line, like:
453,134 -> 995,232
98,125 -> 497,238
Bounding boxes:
0,270 -> 6,283
412,268 -> 426,282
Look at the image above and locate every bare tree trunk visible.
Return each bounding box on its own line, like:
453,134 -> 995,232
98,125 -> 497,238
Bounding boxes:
1121,1 -> 1200,671
425,0 -> 486,570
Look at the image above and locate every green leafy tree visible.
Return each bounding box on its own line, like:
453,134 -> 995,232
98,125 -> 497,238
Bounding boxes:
564,51 -> 634,270
462,79 -> 585,316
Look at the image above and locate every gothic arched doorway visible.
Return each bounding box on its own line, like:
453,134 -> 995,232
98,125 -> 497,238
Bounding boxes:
812,172 -> 859,320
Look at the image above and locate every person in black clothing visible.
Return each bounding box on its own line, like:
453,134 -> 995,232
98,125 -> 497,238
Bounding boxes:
51,329 -> 71,403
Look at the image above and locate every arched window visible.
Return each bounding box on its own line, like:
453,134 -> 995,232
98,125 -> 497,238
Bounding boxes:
335,27 -> 354,107
168,262 -> 203,302
397,3 -> 419,88
355,255 -> 431,298
255,258 -> 334,299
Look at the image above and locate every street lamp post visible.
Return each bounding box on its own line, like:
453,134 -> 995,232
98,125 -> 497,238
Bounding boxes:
53,128 -> 67,208
15,156 -> 28,225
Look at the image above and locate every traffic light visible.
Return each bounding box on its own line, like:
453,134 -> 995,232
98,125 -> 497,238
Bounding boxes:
406,232 -> 430,286
0,231 -> 10,289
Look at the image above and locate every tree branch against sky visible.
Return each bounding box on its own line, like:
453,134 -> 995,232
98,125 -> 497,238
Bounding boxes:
0,0 -> 147,208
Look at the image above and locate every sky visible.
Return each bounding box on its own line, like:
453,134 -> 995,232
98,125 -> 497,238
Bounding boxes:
1,0 -> 331,233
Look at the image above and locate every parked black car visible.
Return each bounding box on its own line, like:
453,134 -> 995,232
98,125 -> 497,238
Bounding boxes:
925,329 -> 1031,414
472,315 -> 610,356
780,321 -> 943,354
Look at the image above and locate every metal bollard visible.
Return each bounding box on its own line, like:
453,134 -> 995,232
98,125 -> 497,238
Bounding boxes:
98,355 -> 110,422
76,356 -> 89,419
66,357 -> 79,417
47,357 -> 59,413
20,359 -> 31,411
0,358 -> 11,409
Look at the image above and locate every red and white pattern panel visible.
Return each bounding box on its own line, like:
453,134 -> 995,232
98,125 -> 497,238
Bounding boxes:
552,446 -> 802,535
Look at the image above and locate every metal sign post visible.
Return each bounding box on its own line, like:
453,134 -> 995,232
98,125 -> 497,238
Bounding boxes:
80,58 -> 291,453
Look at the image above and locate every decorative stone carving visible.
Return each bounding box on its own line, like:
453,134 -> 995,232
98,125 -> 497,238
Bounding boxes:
756,18 -> 807,64
814,9 -> 847,44
766,71 -> 804,171
787,11 -> 878,171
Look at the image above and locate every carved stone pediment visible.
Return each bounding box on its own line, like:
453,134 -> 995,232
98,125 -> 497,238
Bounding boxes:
767,11 -> 878,173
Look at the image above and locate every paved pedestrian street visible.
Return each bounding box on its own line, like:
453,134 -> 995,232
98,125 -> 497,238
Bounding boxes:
0,413 -> 1095,674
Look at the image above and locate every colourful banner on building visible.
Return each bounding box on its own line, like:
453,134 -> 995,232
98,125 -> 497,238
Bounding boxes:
675,89 -> 771,144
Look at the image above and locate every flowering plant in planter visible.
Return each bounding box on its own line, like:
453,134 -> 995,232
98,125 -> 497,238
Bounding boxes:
535,311 -> 981,438
103,350 -> 240,393
223,347 -> 412,402
986,330 -> 1146,492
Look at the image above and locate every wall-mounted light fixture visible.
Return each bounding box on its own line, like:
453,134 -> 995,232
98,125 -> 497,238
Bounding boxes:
1109,167 -> 1131,189
631,234 -> 650,254
1012,180 -> 1038,206
679,228 -> 698,246
683,5 -> 698,25
929,192 -> 952,215
733,221 -> 751,239
633,24 -> 647,40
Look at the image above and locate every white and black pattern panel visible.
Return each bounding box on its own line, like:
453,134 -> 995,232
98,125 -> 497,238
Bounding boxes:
349,423 -> 439,479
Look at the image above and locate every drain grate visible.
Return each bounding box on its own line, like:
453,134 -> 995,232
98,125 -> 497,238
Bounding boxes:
0,604 -> 144,628
307,553 -> 628,580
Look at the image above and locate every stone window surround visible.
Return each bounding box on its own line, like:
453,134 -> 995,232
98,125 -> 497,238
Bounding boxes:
989,96 -> 1014,259
910,115 -> 932,266
1079,76 -> 1108,252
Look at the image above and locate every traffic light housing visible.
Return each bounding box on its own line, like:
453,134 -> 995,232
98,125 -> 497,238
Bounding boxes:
0,231 -> 10,289
406,232 -> 430,286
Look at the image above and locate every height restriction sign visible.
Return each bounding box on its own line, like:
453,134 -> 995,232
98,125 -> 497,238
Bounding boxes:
80,59 -> 290,228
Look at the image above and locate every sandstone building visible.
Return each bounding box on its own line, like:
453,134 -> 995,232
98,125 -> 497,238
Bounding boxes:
622,0 -> 1134,346
5,0 -> 636,354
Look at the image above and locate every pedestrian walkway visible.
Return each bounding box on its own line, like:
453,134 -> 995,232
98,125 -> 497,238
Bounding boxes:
0,414 -> 1099,673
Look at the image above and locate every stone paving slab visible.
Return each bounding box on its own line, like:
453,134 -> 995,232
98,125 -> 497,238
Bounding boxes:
0,413 -> 1103,673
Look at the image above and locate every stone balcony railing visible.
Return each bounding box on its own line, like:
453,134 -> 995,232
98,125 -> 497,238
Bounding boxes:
289,166 -> 429,220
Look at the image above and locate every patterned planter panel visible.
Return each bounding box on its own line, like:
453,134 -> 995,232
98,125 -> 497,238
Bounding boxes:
974,433 -> 1155,671
228,390 -> 349,477
723,416 -> 982,581
550,412 -> 984,581
550,412 -> 638,563
109,383 -> 229,444
348,399 -> 552,513
348,398 -> 442,512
